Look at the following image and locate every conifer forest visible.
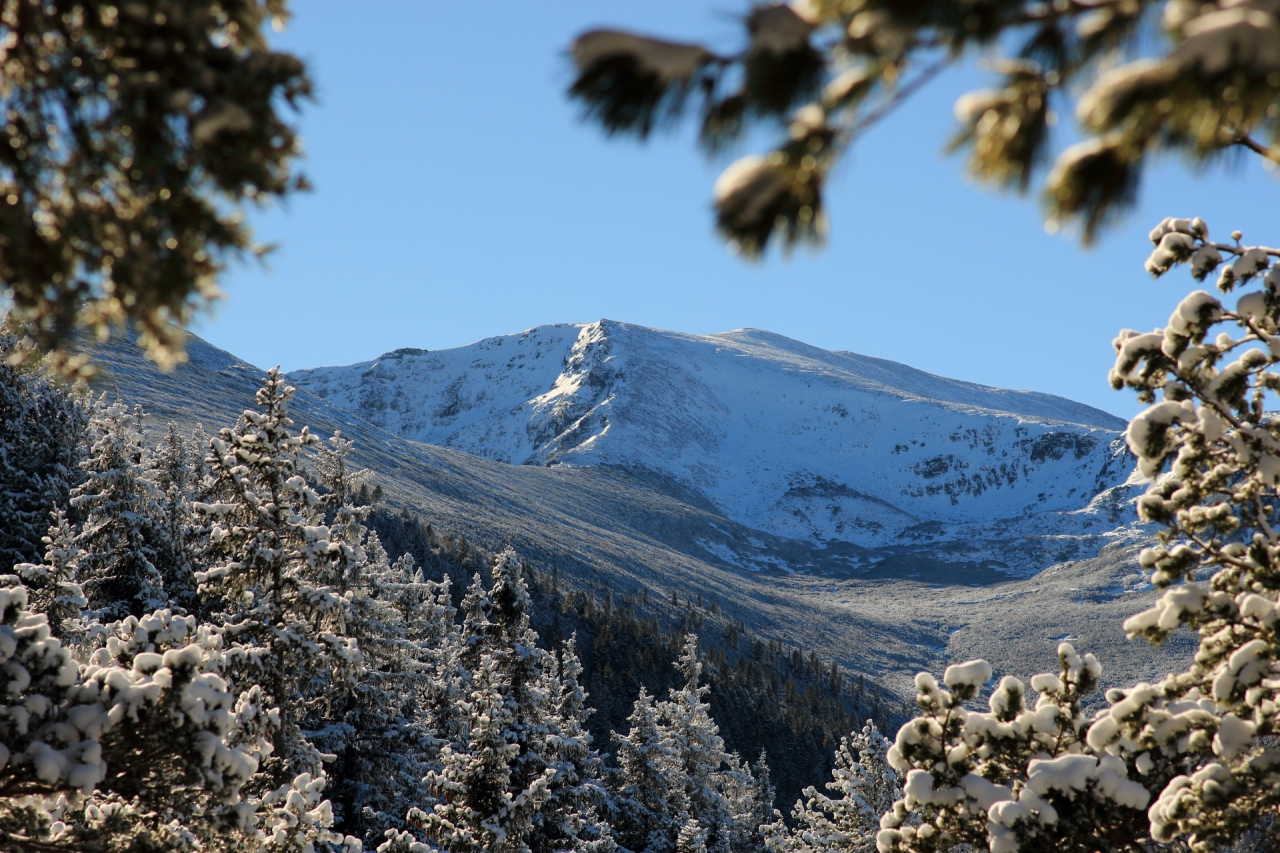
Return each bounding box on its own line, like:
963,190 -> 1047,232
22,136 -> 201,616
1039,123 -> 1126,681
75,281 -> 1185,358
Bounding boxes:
8,1 -> 1280,852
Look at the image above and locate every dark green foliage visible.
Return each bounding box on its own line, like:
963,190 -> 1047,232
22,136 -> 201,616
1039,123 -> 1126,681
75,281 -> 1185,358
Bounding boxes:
569,30 -> 721,139
0,0 -> 311,375
0,330 -> 88,573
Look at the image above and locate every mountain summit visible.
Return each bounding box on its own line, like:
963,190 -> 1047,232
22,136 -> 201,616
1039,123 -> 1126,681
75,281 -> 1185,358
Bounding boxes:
290,320 -> 1139,577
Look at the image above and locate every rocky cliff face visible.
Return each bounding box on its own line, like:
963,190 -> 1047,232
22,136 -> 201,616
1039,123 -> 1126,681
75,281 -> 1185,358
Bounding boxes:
291,320 -> 1142,577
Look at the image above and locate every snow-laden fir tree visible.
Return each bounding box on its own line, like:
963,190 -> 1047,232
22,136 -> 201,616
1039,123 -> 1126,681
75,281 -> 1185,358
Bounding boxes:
194,368 -> 361,788
308,429 -> 468,846
315,430 -> 367,512
0,587 -> 270,852
676,818 -> 707,853
773,721 -> 899,853
334,546 -> 457,847
426,550 -> 554,853
425,651 -> 557,853
663,635 -> 734,847
610,687 -> 685,853
70,399 -> 167,621
11,508 -> 87,641
423,548 -> 609,853
311,438 -> 455,846
532,637 -> 615,853
738,753 -> 777,853
662,635 -> 763,853
146,423 -> 208,613
0,328 -> 88,573
1099,219 -> 1280,849
609,635 -> 768,853
87,607 -> 361,853
873,217 -> 1280,853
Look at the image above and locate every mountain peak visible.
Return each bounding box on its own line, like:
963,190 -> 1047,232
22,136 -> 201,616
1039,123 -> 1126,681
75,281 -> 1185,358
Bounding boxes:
289,320 -> 1138,575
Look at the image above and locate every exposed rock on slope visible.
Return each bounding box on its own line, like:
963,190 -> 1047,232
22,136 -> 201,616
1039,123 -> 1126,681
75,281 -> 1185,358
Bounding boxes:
291,320 -> 1142,576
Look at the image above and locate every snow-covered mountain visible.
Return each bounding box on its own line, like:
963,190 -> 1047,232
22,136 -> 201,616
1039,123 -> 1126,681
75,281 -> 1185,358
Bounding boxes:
290,320 -> 1141,576
95,326 -> 1184,707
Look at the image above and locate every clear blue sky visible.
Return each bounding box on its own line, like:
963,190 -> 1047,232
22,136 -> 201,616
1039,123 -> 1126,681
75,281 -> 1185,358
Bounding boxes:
193,1 -> 1278,420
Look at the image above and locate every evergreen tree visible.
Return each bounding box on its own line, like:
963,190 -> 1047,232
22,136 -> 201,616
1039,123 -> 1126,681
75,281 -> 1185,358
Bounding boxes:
877,219 -> 1280,853
662,636 -> 736,847
532,638 -> 614,853
0,329 -> 88,572
425,653 -> 557,853
666,636 -> 768,853
71,399 -> 166,621
0,588 -> 267,852
721,751 -> 775,853
611,687 -> 684,853
676,819 -> 707,853
779,721 -> 900,853
193,368 -> 361,787
306,429 -> 475,847
316,430 -> 368,512
424,547 -> 607,853
146,423 -> 206,612
610,636 -> 766,853
326,532 -> 452,844
12,508 -> 86,641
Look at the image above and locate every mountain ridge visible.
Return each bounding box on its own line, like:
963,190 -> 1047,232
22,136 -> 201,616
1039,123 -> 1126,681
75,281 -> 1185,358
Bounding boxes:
288,319 -> 1141,576
85,326 -> 1190,723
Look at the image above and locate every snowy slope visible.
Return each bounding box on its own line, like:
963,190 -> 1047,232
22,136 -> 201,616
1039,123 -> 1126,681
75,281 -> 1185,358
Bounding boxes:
94,329 -> 1186,707
291,321 -> 1140,576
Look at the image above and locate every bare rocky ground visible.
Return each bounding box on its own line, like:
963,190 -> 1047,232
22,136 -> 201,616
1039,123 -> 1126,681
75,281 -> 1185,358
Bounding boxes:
89,331 -> 1193,705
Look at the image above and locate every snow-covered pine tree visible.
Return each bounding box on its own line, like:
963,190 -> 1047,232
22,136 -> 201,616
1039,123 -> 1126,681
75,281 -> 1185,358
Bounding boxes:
347,549 -> 458,846
609,636 -> 766,853
425,652 -> 557,853
11,508 -> 87,640
425,547 -> 609,853
194,368 -> 361,787
0,587 -> 269,852
457,570 -> 503,675
87,607 -> 361,853
676,818 -> 707,853
320,511 -> 452,845
610,686 -> 685,853
315,430 -> 368,512
876,218 -> 1280,853
720,751 -> 775,853
875,647 -> 1154,853
0,329 -> 88,573
408,568 -> 467,754
532,636 -> 614,853
146,423 -> 207,612
660,635 -> 753,853
71,399 -> 167,621
778,721 -> 899,853
308,430 -> 468,845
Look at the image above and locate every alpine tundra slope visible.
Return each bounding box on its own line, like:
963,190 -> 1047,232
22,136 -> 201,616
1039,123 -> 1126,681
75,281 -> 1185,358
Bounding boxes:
290,319 -> 1144,578
89,323 -> 1186,705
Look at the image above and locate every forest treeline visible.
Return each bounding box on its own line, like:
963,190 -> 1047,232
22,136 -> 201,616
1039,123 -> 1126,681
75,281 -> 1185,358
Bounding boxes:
368,507 -> 905,810
0,332 -> 901,853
